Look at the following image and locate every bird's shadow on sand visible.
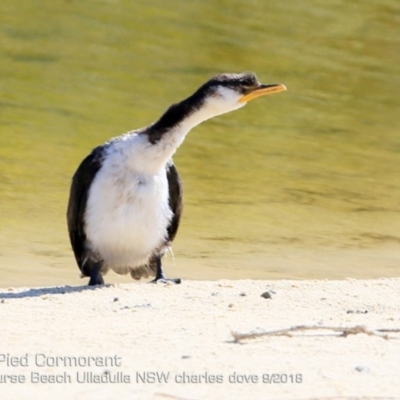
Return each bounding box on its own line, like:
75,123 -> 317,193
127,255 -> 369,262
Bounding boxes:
0,284 -> 110,299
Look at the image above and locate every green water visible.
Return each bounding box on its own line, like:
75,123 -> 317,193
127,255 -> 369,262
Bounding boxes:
0,0 -> 399,287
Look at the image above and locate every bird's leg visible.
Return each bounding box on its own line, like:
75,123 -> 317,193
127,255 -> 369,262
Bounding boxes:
149,256 -> 181,284
88,262 -> 105,286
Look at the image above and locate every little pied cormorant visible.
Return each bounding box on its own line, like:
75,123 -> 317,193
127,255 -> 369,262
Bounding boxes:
67,72 -> 286,286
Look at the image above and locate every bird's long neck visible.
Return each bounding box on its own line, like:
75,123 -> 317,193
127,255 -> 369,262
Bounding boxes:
147,94 -> 209,145
116,94 -> 235,175
127,96 -> 217,173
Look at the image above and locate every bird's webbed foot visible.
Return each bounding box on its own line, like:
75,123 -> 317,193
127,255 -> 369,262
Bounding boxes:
149,276 -> 181,284
149,257 -> 181,285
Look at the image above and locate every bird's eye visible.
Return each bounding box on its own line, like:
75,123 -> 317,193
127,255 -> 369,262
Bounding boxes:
211,87 -> 225,98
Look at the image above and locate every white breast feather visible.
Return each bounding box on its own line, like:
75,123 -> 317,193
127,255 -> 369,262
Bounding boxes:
85,137 -> 173,274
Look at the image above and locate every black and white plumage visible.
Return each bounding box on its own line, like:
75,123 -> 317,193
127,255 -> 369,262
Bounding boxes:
67,72 -> 286,285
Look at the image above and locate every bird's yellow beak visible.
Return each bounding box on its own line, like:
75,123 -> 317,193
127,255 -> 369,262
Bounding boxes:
239,83 -> 287,103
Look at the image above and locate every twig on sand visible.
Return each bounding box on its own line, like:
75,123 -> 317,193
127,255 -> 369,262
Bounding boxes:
231,325 -> 400,343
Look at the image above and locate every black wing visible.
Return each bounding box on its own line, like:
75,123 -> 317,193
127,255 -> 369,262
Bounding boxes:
165,159 -> 183,243
66,146 -> 105,273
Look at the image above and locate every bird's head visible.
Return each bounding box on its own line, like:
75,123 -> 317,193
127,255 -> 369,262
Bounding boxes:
151,72 -> 287,134
194,72 -> 287,116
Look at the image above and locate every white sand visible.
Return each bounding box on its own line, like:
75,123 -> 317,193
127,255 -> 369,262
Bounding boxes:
1,279 -> 400,399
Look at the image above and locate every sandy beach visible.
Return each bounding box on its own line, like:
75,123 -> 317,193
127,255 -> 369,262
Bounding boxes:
1,278 -> 400,400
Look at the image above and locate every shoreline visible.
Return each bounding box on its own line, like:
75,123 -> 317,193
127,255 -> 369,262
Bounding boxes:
2,278 -> 400,399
